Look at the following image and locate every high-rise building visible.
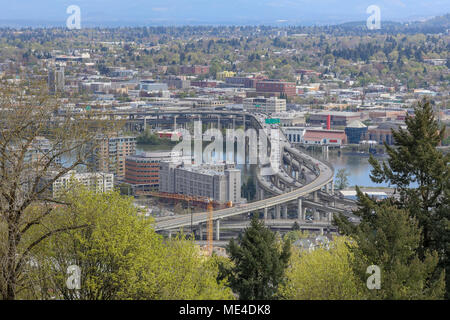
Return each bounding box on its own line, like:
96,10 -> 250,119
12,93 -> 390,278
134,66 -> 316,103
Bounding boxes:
97,135 -> 137,179
48,66 -> 65,93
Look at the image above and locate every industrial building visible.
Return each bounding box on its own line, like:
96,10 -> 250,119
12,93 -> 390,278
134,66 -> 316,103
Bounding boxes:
308,111 -> 362,127
159,162 -> 242,204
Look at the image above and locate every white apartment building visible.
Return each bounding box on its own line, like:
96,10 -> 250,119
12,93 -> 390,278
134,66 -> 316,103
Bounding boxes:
243,96 -> 286,114
159,162 -> 242,204
52,171 -> 114,198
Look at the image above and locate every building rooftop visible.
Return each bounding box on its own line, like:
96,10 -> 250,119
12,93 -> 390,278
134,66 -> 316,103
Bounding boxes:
346,120 -> 367,128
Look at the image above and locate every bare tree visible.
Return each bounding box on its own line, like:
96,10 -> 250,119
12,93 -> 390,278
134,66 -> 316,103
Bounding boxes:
0,79 -> 115,300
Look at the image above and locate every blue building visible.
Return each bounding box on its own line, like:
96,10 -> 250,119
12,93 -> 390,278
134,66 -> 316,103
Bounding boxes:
345,120 -> 367,144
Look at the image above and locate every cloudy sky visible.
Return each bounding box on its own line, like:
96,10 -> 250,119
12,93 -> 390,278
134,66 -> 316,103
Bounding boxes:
0,0 -> 448,26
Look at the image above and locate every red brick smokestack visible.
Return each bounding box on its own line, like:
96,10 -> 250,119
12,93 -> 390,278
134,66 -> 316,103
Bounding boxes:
326,114 -> 331,130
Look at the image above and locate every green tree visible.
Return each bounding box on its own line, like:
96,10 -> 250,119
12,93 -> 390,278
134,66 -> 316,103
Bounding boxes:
335,195 -> 445,299
225,217 -> 291,299
278,237 -> 365,300
335,168 -> 350,190
367,98 -> 450,296
22,188 -> 233,300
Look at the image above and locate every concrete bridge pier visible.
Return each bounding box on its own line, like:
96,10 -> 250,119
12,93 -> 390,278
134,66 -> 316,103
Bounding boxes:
314,209 -> 320,221
282,205 -> 288,219
276,205 -> 281,219
313,191 -> 319,203
331,181 -> 334,195
259,188 -> 264,200
264,207 -> 268,220
327,212 -> 333,222
297,198 -> 302,220
216,219 -> 221,241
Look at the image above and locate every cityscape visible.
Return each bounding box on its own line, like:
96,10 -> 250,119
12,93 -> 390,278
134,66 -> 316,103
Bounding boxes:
0,0 -> 448,307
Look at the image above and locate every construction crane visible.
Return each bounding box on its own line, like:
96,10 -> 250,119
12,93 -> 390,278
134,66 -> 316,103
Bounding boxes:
206,198 -> 214,256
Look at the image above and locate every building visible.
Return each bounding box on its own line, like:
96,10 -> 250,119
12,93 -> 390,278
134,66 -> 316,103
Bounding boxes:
190,80 -> 217,88
97,135 -> 137,179
273,112 -> 306,127
362,122 -> 405,145
139,81 -> 168,92
163,77 -> 191,89
302,129 -> 347,146
124,151 -> 184,192
345,120 -> 368,144
308,111 -> 362,127
283,127 -> 307,143
216,71 -> 236,80
255,80 -> 296,97
52,171 -> 114,198
225,76 -> 264,88
159,162 -> 241,204
48,67 -> 65,93
180,65 -> 210,75
243,96 -> 286,113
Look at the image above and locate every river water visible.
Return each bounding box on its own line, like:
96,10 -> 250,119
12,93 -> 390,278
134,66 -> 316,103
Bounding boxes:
137,144 -> 391,188
304,149 -> 392,188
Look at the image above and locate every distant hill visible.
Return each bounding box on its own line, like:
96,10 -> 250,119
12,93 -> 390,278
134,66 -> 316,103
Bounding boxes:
333,14 -> 450,34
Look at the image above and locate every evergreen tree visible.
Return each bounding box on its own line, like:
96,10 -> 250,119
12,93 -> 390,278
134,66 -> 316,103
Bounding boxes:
367,98 -> 450,296
226,217 -> 291,299
335,196 -> 445,299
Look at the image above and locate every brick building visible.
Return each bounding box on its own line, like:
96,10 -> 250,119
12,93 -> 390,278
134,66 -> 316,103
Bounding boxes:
256,80 -> 296,97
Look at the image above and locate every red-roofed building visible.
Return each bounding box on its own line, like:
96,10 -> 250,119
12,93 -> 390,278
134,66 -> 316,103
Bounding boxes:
302,129 -> 347,146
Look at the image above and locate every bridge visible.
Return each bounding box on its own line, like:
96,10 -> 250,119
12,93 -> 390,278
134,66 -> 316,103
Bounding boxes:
152,111 -> 344,235
96,107 -> 356,237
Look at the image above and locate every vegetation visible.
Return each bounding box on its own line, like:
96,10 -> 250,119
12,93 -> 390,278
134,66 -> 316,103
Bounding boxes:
19,188 -> 234,300
335,168 -> 350,190
0,80 -> 110,300
279,237 -> 365,300
137,129 -> 178,147
335,99 -> 449,299
224,217 -> 291,300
